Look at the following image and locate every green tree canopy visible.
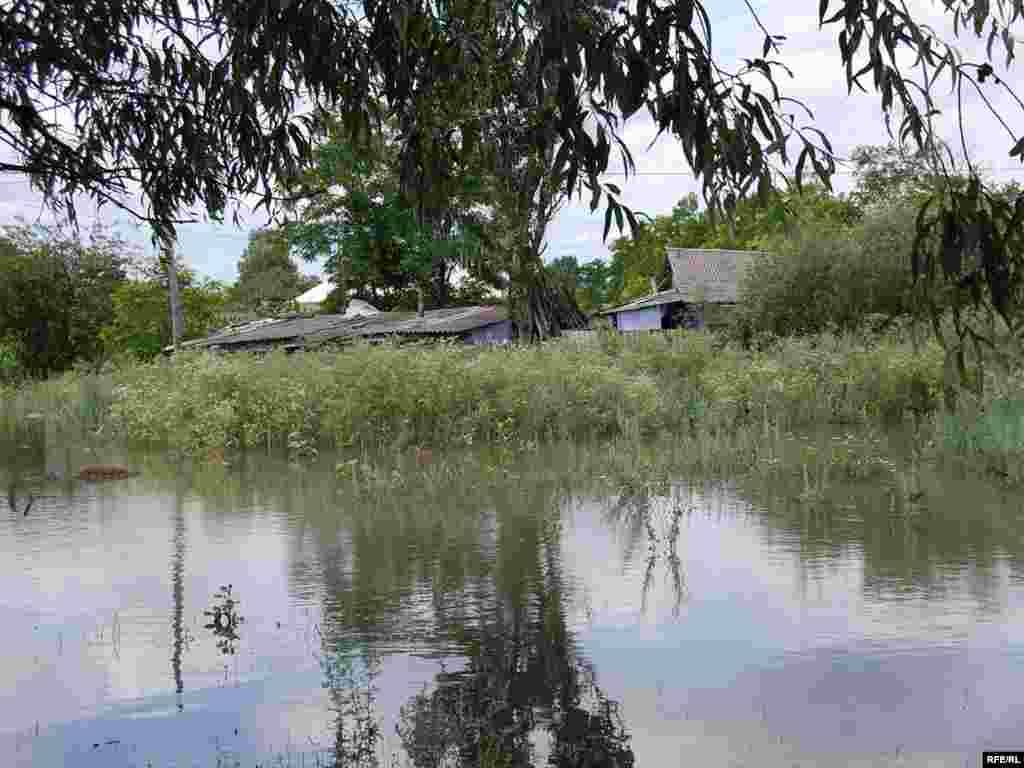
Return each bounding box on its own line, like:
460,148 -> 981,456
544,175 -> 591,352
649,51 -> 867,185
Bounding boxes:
281,122 -> 496,312
101,272 -> 228,361
0,223 -> 133,377
234,228 -> 316,314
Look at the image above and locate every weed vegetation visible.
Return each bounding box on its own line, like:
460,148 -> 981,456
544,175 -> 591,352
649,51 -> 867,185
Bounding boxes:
5,316 -> 1024,482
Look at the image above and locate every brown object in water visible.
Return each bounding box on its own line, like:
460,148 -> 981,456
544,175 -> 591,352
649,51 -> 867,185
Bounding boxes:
77,464 -> 137,481
414,446 -> 433,467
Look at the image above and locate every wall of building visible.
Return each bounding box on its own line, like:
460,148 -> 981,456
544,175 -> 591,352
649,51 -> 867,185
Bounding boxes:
615,306 -> 665,331
466,320 -> 514,345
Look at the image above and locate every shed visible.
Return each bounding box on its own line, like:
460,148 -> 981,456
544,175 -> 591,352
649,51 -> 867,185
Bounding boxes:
170,305 -> 512,354
598,248 -> 765,331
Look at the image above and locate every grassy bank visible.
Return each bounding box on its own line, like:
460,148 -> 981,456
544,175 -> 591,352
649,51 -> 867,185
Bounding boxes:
2,324 -> 1023,481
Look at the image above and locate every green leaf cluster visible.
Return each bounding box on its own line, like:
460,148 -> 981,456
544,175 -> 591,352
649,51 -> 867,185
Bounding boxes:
101,274 -> 228,362
0,223 -> 132,378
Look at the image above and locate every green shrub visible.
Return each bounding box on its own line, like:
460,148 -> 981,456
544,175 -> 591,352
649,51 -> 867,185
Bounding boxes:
0,338 -> 20,385
733,205 -> 918,338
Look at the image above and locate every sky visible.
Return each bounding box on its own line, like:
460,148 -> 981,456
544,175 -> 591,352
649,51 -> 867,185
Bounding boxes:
1,0 -> 1023,284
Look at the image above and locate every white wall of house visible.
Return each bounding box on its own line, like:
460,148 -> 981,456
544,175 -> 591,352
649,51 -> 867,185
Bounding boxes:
615,306 -> 665,331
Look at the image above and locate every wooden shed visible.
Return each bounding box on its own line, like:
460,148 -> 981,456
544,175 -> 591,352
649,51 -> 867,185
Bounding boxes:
598,248 -> 765,331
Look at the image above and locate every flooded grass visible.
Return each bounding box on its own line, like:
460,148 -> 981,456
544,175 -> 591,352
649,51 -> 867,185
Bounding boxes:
3,323 -> 1024,487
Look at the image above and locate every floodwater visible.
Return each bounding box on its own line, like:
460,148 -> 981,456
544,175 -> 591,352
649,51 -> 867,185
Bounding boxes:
2,428 -> 1024,767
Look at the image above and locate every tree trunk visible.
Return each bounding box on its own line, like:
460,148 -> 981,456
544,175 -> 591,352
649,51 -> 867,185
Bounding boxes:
164,242 -> 183,349
511,260 -> 588,342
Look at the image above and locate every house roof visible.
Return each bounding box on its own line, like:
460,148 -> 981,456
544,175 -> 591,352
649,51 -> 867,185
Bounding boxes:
180,314 -> 357,349
666,248 -> 765,303
596,248 -> 766,316
176,305 -> 509,351
305,305 -> 510,344
596,289 -> 687,316
392,305 -> 508,336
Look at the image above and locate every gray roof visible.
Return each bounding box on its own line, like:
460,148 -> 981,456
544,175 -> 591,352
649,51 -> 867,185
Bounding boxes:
596,248 -> 765,317
596,289 -> 687,316
307,305 -> 509,343
666,248 -> 765,303
177,305 -> 509,350
179,314 -> 357,349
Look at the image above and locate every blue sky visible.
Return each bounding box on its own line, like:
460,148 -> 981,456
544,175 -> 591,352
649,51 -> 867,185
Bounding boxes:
1,0 -> 1022,283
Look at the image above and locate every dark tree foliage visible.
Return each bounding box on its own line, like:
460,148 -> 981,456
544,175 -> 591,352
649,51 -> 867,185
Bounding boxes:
4,0 -> 1024,358
0,0 -> 364,241
913,175 -> 1024,405
0,224 -> 132,377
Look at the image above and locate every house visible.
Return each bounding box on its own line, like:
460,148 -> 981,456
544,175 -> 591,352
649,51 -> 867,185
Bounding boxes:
598,248 -> 765,331
294,281 -> 382,318
170,305 -> 513,354
294,280 -> 333,312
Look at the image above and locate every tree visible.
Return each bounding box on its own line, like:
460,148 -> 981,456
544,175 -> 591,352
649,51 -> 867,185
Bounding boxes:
0,223 -> 132,377
234,228 -> 314,314
101,270 -> 227,361
577,258 -> 614,311
848,142 -> 949,212
6,1 -> 1024,361
546,254 -> 615,312
607,184 -> 863,306
281,120 -> 497,313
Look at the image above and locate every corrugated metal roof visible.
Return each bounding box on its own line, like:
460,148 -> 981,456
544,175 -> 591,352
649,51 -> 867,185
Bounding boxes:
391,305 -> 508,335
199,314 -> 356,347
180,305 -> 510,350
596,289 -> 686,315
308,306 -> 509,342
666,248 -> 765,303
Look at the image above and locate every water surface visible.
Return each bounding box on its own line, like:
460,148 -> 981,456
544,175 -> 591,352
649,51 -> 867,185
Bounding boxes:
2,431 -> 1024,766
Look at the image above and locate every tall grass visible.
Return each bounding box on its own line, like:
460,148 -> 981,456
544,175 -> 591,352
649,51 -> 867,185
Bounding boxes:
81,328 -> 948,454
6,322 -> 1024,485
0,366 -> 115,443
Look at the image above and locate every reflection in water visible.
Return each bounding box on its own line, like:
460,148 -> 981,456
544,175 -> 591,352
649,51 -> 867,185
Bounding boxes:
6,432 -> 1024,765
290,447 -> 640,767
7,475 -> 35,516
171,474 -> 187,711
602,478 -> 687,616
395,514 -> 634,768
641,501 -> 685,617
319,636 -> 381,767
203,584 -> 245,656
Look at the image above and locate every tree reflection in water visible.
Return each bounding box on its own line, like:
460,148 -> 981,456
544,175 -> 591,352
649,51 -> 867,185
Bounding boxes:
202,583 -> 245,656
319,637 -> 381,768
603,477 -> 688,617
297,448 -> 639,767
397,630 -> 634,768
395,513 -> 635,768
